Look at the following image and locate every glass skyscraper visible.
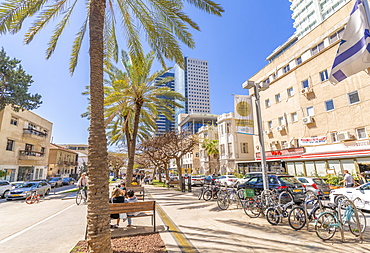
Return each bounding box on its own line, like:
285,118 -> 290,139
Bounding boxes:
155,72 -> 175,135
174,57 -> 210,125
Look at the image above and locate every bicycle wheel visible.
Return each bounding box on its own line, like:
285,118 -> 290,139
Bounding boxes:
243,199 -> 261,218
288,207 -> 306,230
266,207 -> 281,225
35,194 -> 41,203
203,190 -> 212,201
217,195 -> 230,210
348,209 -> 367,236
312,205 -> 335,220
25,195 -> 36,204
315,212 -> 337,240
76,191 -> 82,205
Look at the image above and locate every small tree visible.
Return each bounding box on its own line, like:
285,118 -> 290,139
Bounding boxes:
107,152 -> 127,178
202,139 -> 220,175
0,48 -> 42,111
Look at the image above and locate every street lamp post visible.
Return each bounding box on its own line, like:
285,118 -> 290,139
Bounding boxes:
243,81 -> 269,192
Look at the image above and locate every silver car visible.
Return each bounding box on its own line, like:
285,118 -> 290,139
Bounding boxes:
0,180 -> 13,198
7,181 -> 51,200
297,177 -> 331,198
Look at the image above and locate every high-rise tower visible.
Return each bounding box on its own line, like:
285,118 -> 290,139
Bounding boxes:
290,0 -> 350,38
174,57 -> 210,124
155,72 -> 175,135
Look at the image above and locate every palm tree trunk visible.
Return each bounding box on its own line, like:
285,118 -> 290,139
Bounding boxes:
87,0 -> 112,252
126,103 -> 142,185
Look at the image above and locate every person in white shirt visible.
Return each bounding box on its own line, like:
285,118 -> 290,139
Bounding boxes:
341,170 -> 355,188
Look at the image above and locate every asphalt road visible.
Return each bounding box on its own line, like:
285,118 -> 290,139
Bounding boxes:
0,184 -> 86,253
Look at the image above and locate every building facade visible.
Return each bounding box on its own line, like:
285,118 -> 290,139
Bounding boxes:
198,125 -> 219,175
245,1 -> 370,177
290,0 -> 350,38
178,113 -> 218,135
0,106 -> 52,181
48,144 -> 78,177
155,72 -> 175,135
59,144 -> 88,175
217,113 -> 255,175
174,57 -> 210,124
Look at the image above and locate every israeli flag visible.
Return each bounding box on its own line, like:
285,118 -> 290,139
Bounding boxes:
329,0 -> 370,84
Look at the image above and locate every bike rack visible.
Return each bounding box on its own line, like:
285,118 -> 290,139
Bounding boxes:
303,194 -> 323,231
337,199 -> 363,243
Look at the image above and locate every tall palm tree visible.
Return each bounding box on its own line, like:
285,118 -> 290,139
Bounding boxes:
202,139 -> 220,175
104,50 -> 185,185
0,1 -> 223,252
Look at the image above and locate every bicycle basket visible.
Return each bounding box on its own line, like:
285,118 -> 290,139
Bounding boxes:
244,188 -> 255,198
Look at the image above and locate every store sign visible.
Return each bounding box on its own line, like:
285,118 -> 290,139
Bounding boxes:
299,136 -> 327,146
256,147 -> 305,158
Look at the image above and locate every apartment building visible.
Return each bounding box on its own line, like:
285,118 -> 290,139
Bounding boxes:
244,1 -> 370,177
198,125 -> 219,175
217,113 -> 255,175
59,144 -> 88,174
0,106 -> 52,181
48,144 -> 78,177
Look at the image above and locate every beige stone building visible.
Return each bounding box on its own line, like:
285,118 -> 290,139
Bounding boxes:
198,125 -> 219,175
59,144 -> 88,174
244,1 -> 370,177
0,106 -> 52,181
48,144 -> 78,177
217,113 -> 255,175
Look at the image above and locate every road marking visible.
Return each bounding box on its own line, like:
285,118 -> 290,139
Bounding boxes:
0,204 -> 76,245
146,192 -> 198,253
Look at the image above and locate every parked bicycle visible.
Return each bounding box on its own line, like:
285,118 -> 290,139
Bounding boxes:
288,194 -> 334,230
315,197 -> 366,240
265,190 -> 295,225
217,184 -> 244,210
25,191 -> 41,204
203,184 -> 221,201
76,186 -> 88,205
242,188 -> 279,218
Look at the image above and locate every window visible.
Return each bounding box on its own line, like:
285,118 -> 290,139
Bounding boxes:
25,143 -> 33,151
312,42 -> 324,56
330,132 -> 338,142
296,57 -> 302,65
275,93 -> 281,103
356,128 -> 367,139
268,121 -> 273,129
291,112 -> 298,122
6,139 -> 14,151
263,78 -> 270,84
220,144 -> 225,156
278,117 -> 285,126
10,117 -> 18,126
302,79 -> 309,88
348,91 -> 360,104
287,87 -> 294,97
320,70 -> 329,81
306,106 -> 315,116
241,143 -> 248,153
41,147 -> 45,154
226,123 -> 231,133
227,143 -> 233,157
325,99 -> 334,111
283,64 -> 290,73
265,99 -> 271,108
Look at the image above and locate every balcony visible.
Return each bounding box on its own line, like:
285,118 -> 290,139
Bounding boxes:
19,150 -> 45,160
23,128 -> 47,139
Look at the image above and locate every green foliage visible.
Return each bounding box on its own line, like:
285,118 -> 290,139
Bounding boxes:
321,174 -> 342,186
233,173 -> 243,178
0,170 -> 6,178
0,48 -> 42,111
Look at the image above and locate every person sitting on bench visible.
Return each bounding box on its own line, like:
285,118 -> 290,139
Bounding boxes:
125,189 -> 138,227
109,188 -> 125,228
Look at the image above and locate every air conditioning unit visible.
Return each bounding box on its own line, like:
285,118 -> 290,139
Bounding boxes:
337,132 -> 354,141
302,116 -> 314,124
301,87 -> 312,95
276,125 -> 285,131
264,129 -> 272,135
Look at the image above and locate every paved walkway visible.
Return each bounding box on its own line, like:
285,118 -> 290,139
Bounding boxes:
137,185 -> 370,253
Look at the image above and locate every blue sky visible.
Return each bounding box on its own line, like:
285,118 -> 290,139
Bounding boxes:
0,0 -> 294,145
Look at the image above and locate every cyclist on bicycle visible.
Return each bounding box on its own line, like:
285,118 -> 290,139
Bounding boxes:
77,173 -> 88,200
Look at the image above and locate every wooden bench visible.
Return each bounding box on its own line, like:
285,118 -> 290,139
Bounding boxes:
109,201 -> 156,231
167,180 -> 180,188
125,186 -> 145,200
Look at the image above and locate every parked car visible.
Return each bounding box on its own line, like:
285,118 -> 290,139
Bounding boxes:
190,175 -> 205,186
297,176 -> 331,197
329,182 -> 370,211
7,181 -> 51,200
237,174 -> 306,204
48,177 -> 63,187
204,175 -> 218,185
216,175 -> 239,187
62,177 -> 76,185
0,180 -> 13,198
10,181 -> 25,188
237,172 -> 280,186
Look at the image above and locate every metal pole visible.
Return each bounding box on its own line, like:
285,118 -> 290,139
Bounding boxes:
254,84 -> 269,191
